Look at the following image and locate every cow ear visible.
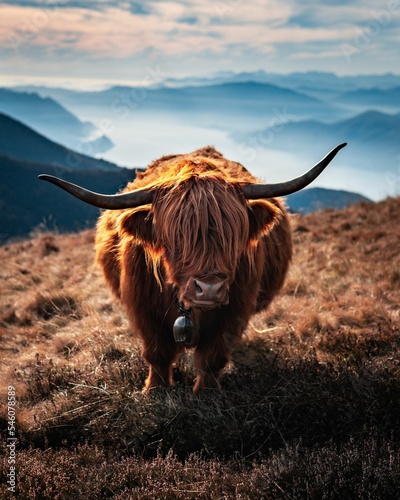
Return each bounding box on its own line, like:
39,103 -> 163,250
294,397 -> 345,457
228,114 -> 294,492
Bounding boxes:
118,205 -> 154,245
247,199 -> 282,240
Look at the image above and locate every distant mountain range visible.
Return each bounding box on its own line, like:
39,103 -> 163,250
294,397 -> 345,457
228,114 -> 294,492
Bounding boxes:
234,109 -> 400,173
158,72 -> 400,114
0,88 -> 113,155
162,70 -> 400,94
10,81 -> 345,128
12,70 -> 400,111
286,187 -> 370,214
338,86 -> 400,110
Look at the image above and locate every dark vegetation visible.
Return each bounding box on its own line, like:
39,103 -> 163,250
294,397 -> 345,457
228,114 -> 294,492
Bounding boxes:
0,198 -> 399,498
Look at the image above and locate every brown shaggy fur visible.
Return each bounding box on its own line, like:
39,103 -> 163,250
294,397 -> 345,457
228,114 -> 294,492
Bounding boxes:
95,147 -> 292,393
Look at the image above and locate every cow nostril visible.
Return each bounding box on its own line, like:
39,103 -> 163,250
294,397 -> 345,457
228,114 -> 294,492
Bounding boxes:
193,278 -> 228,303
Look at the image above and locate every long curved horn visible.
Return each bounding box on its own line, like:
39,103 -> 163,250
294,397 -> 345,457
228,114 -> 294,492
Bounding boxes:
38,174 -> 154,209
242,143 -> 347,199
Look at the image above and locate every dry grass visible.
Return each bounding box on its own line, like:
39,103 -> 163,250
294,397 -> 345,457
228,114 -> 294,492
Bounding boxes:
0,198 -> 399,498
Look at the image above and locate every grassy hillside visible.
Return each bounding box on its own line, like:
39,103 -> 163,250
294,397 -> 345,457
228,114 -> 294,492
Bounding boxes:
0,198 -> 399,498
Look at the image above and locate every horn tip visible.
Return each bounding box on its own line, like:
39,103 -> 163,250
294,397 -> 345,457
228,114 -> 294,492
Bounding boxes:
38,174 -> 61,184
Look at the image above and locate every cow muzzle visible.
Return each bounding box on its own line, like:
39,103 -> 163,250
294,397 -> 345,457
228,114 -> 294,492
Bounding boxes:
183,275 -> 230,309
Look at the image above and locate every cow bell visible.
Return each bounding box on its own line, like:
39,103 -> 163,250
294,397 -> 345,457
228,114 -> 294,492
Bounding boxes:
173,303 -> 194,344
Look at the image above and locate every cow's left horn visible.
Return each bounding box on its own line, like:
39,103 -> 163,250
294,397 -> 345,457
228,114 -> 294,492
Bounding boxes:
38,175 -> 154,209
242,143 -> 347,199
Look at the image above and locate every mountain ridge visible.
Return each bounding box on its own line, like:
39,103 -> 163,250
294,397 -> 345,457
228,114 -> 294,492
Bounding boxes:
234,109 -> 400,172
338,86 -> 400,109
287,187 -> 371,214
0,88 -> 113,154
9,80 -> 341,125
0,112 -> 120,171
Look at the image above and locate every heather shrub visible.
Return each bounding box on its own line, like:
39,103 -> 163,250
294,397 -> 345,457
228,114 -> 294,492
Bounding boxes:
1,437 -> 399,499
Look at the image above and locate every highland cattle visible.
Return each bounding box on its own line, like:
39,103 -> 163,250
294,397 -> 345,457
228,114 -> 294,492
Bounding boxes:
39,143 -> 346,392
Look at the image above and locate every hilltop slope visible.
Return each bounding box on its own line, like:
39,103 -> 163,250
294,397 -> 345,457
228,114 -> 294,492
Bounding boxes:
1,196 -> 398,401
0,197 -> 399,497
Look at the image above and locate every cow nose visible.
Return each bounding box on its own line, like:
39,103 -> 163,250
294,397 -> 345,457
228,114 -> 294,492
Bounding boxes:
194,277 -> 228,304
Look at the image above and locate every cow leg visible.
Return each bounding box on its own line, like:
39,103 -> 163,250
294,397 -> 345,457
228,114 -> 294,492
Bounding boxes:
141,329 -> 178,392
193,334 -> 231,393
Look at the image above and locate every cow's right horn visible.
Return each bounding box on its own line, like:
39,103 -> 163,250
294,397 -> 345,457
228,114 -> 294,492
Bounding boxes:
242,143 -> 347,199
38,175 -> 154,209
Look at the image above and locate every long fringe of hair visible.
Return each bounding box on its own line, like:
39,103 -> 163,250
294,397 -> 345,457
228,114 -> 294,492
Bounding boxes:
152,163 -> 251,282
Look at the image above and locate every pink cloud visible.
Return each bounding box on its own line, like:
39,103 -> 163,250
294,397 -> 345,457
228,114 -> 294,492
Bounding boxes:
0,3 -> 357,59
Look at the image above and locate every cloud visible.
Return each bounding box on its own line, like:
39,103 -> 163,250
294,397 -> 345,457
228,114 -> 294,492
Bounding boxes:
288,1 -> 400,30
0,1 -> 151,13
0,2 -> 354,58
1,0 -> 399,83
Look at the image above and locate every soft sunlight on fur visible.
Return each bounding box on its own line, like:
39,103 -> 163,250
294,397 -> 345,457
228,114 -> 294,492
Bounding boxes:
94,147 -> 291,393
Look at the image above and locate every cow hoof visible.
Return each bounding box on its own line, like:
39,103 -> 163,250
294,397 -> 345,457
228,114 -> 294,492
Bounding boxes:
193,379 -> 221,395
142,385 -> 170,396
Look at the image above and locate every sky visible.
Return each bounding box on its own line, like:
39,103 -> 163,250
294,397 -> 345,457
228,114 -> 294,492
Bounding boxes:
1,0 -> 399,88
